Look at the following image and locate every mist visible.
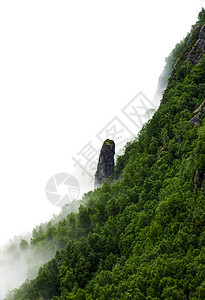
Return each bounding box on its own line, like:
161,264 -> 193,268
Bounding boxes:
1,237 -> 31,299
1,241 -> 58,299
1,0 -> 203,249
0,201 -> 81,299
0,233 -> 57,299
1,0 -> 204,297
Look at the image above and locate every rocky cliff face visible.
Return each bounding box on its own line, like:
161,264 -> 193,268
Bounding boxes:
156,18 -> 205,105
94,139 -> 115,188
186,24 -> 205,65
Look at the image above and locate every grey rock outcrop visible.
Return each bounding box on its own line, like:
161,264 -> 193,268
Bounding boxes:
194,169 -> 200,187
187,24 -> 205,65
186,24 -> 201,48
199,24 -> 205,39
189,99 -> 205,126
193,99 -> 205,114
94,139 -> 115,188
189,110 -> 205,126
159,22 -> 205,106
158,144 -> 168,158
201,173 -> 205,191
193,170 -> 205,191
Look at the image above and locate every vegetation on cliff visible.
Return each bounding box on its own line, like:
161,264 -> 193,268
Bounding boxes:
5,8 -> 205,300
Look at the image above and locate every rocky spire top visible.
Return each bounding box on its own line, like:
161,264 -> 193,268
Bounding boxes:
94,139 -> 115,188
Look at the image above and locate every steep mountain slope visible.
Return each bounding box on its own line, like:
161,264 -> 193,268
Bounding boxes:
5,9 -> 205,300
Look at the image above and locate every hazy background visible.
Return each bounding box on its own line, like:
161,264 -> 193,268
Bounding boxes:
0,0 -> 204,247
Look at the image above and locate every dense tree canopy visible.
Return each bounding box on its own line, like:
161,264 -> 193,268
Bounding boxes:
5,10 -> 205,300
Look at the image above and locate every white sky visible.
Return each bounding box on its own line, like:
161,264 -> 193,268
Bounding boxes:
0,0 -> 204,246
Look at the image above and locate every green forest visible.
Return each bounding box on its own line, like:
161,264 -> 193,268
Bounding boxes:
4,8 -> 205,300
